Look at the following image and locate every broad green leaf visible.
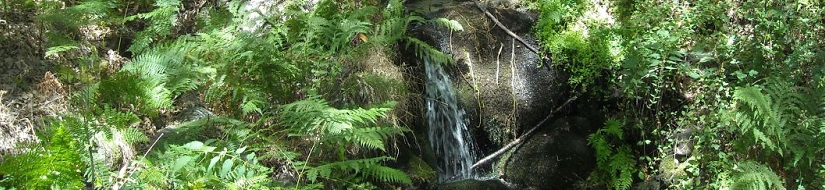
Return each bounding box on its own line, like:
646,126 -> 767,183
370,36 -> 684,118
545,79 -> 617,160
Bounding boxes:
220,159 -> 234,178
183,141 -> 204,150
173,156 -> 194,173
688,71 -> 701,79
235,146 -> 247,154
207,156 -> 220,173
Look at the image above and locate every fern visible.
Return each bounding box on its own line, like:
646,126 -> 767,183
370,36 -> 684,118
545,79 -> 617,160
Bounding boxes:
37,0 -> 118,30
0,120 -> 85,189
588,118 -> 636,190
730,161 -> 786,190
406,37 -> 455,66
305,157 -> 412,185
279,97 -> 407,151
125,0 -> 182,54
430,18 -> 464,32
732,86 -> 783,153
96,72 -> 172,116
127,140 -> 272,189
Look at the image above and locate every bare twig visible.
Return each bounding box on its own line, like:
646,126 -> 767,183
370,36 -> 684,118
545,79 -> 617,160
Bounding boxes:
496,43 -> 503,85
115,133 -> 165,189
470,96 -> 578,170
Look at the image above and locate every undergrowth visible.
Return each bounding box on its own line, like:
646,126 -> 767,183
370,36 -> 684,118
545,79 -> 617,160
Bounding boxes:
0,0 -> 463,189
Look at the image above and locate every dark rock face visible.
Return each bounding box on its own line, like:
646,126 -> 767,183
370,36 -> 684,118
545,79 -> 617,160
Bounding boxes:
502,117 -> 596,189
406,0 -> 568,153
437,179 -> 510,190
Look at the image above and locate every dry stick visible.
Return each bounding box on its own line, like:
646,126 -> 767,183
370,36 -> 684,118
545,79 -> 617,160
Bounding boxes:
495,43 -> 503,85
116,132 -> 165,189
470,96 -> 578,170
474,2 -> 540,55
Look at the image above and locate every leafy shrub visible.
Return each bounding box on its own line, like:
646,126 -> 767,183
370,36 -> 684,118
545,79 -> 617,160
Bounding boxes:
535,0 -> 617,92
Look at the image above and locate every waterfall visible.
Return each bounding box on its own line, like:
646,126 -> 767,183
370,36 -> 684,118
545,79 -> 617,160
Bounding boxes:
424,59 -> 477,182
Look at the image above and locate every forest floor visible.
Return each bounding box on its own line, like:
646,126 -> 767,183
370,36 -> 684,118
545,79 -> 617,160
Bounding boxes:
0,11 -> 67,154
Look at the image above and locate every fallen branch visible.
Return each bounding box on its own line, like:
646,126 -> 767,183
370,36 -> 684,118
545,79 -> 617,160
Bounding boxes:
474,2 -> 541,55
470,96 -> 578,170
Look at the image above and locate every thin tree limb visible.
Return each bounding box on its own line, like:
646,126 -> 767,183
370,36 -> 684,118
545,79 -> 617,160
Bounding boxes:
115,133 -> 165,189
474,2 -> 541,55
470,96 -> 578,170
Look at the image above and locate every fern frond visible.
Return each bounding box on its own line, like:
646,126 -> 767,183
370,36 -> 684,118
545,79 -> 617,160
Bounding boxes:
732,86 -> 782,153
304,157 -> 411,184
363,164 -> 413,184
730,161 -> 786,190
345,127 -> 409,151
45,45 -> 79,57
406,37 -> 454,65
120,128 -> 149,144
430,18 -> 464,32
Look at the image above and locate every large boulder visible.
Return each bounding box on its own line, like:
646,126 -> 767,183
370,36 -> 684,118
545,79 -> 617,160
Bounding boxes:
406,0 -> 569,152
501,117 -> 596,189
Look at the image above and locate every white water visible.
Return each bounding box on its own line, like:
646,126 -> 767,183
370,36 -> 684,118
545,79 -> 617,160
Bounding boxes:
424,59 -> 477,182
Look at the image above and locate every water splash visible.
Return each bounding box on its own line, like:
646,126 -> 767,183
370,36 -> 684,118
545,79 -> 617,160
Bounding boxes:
424,59 -> 476,182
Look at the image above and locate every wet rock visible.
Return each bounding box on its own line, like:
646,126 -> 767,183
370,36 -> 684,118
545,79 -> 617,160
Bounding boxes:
502,118 -> 595,189
634,179 -> 662,190
437,179 -> 510,190
672,128 -> 694,160
406,1 -> 568,150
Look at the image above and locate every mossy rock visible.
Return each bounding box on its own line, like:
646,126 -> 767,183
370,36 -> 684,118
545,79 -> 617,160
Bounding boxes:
437,179 -> 510,190
406,155 -> 437,183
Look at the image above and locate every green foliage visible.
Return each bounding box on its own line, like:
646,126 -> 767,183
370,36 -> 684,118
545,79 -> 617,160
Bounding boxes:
10,0 -> 431,189
125,0 -> 182,54
406,37 -> 455,66
581,0 -> 825,188
729,86 -> 785,154
544,29 -> 615,90
126,140 -> 272,189
535,0 -> 617,92
38,0 -> 119,29
278,97 -> 410,186
305,157 -> 412,184
96,72 -> 172,116
0,120 -> 86,189
279,97 -> 407,152
587,119 -> 635,190
730,161 -> 785,190
121,42 -> 215,97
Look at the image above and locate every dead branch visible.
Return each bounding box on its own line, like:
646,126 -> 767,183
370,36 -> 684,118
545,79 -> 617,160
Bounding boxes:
470,95 -> 578,170
474,2 -> 541,55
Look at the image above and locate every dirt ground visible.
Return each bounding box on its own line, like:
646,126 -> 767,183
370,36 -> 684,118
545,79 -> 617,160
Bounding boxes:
0,11 -> 68,155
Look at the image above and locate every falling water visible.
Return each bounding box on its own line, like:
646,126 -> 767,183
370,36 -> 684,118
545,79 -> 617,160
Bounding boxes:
424,59 -> 477,182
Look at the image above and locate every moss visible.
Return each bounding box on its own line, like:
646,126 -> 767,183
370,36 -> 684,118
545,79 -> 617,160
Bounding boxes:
406,155 -> 436,183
